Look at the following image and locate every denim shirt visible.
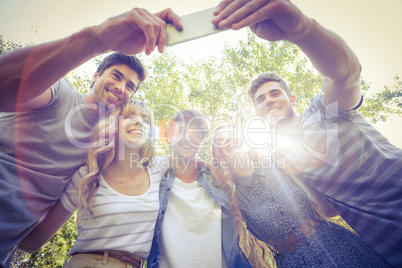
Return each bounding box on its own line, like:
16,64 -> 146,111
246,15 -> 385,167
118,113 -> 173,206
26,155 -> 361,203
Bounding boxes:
147,166 -> 252,268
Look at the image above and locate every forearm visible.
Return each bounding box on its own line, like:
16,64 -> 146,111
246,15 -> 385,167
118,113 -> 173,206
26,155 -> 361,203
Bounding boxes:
17,223 -> 58,254
0,26 -> 104,111
293,19 -> 362,108
18,201 -> 73,253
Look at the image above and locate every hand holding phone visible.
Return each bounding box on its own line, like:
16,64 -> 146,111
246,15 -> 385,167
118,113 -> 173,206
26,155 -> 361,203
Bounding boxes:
167,7 -> 227,46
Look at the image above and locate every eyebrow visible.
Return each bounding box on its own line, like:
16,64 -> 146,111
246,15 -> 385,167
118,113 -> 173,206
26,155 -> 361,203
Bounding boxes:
255,94 -> 265,102
255,88 -> 283,101
141,113 -> 150,120
269,89 -> 281,94
112,69 -> 137,89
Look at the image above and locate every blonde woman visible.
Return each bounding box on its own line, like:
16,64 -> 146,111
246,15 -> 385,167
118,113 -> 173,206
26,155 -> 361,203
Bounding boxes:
19,100 -> 168,268
210,123 -> 391,268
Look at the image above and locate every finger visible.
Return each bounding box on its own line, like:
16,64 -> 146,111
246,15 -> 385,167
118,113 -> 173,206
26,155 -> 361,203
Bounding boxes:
230,3 -> 274,30
217,0 -> 269,29
154,8 -> 183,53
144,11 -> 166,53
155,17 -> 168,53
213,0 -> 234,17
212,0 -> 249,28
127,8 -> 155,55
134,8 -> 159,55
154,9 -> 181,53
156,8 -> 183,30
145,10 -> 166,54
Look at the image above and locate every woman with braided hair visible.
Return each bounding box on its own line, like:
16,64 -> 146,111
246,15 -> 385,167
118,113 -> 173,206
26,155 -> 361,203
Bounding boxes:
210,122 -> 391,268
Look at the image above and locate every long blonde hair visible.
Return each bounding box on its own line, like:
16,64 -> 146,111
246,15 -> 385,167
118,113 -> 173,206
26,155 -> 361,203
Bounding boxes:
77,100 -> 155,223
211,123 -> 275,268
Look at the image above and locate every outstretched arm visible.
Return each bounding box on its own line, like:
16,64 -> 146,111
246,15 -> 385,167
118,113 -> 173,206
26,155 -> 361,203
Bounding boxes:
0,8 -> 182,112
18,200 -> 73,253
213,0 -> 361,110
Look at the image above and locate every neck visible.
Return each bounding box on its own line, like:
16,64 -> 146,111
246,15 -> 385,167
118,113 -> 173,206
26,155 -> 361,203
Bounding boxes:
85,92 -> 103,117
275,113 -> 299,135
112,147 -> 143,174
172,154 -> 199,183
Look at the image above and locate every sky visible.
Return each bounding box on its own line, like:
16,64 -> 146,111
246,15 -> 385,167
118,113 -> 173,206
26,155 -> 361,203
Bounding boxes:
0,0 -> 401,147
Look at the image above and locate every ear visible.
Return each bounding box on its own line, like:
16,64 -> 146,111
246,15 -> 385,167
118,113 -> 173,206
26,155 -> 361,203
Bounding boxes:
290,95 -> 296,106
92,71 -> 99,83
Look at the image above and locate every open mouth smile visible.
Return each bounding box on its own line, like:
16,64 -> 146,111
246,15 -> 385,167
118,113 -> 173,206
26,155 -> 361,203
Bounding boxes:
107,90 -> 122,102
180,144 -> 193,149
128,129 -> 143,136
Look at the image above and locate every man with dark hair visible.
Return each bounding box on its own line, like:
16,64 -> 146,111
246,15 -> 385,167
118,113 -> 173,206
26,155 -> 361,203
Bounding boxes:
0,7 -> 182,267
214,0 -> 401,266
91,52 -> 147,92
148,109 -> 252,268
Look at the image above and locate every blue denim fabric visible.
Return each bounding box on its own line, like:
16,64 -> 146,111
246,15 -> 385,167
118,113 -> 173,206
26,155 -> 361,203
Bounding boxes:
147,166 -> 252,268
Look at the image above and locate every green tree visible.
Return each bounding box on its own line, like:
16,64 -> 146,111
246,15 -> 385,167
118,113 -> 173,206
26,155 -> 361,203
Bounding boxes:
1,27 -> 37,54
360,75 -> 402,123
12,215 -> 77,268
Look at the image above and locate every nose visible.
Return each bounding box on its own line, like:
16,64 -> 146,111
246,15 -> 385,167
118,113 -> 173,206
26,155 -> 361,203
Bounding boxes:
127,114 -> 143,126
266,95 -> 274,103
114,80 -> 126,95
265,95 -> 274,106
134,116 -> 144,126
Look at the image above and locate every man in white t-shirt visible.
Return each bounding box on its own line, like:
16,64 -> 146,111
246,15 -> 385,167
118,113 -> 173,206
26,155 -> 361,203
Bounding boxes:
148,109 -> 252,268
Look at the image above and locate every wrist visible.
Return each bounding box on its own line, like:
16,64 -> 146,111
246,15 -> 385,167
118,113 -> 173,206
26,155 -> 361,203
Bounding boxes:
289,18 -> 317,45
74,26 -> 109,57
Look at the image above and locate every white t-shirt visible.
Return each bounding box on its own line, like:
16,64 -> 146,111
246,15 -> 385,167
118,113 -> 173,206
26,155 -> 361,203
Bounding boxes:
61,156 -> 168,259
159,178 -> 228,268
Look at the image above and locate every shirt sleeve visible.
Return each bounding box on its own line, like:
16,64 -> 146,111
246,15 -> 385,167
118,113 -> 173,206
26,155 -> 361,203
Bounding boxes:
42,78 -> 75,109
60,165 -> 89,213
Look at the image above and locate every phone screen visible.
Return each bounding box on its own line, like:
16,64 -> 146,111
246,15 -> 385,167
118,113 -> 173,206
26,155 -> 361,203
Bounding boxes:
167,7 -> 227,46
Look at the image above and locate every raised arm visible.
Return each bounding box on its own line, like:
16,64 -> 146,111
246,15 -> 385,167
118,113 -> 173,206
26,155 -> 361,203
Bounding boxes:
18,200 -> 73,253
0,8 -> 182,112
213,0 -> 361,110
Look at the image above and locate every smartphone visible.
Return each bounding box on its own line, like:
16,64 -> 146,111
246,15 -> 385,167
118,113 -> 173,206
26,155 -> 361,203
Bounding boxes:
167,7 -> 227,46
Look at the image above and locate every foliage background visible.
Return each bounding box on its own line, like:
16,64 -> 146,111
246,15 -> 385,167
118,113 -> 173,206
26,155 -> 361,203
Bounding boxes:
3,29 -> 401,267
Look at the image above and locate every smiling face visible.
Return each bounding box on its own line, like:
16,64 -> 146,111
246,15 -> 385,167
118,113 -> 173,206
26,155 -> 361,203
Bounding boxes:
118,105 -> 151,150
92,64 -> 140,109
254,81 -> 297,125
212,125 -> 241,160
170,122 -> 205,160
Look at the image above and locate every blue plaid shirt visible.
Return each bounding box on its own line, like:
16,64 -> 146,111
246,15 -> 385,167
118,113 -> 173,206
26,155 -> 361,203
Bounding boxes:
287,92 -> 402,266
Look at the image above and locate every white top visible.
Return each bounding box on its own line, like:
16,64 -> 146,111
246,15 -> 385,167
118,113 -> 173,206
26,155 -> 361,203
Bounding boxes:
159,178 -> 228,268
61,156 -> 168,259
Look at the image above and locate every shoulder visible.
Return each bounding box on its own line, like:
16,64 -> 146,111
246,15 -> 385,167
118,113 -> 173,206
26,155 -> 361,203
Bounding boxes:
70,165 -> 89,184
197,168 -> 231,208
77,165 -> 89,176
148,156 -> 169,172
48,78 -> 84,108
50,78 -> 77,97
148,156 -> 169,182
301,92 -> 325,115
